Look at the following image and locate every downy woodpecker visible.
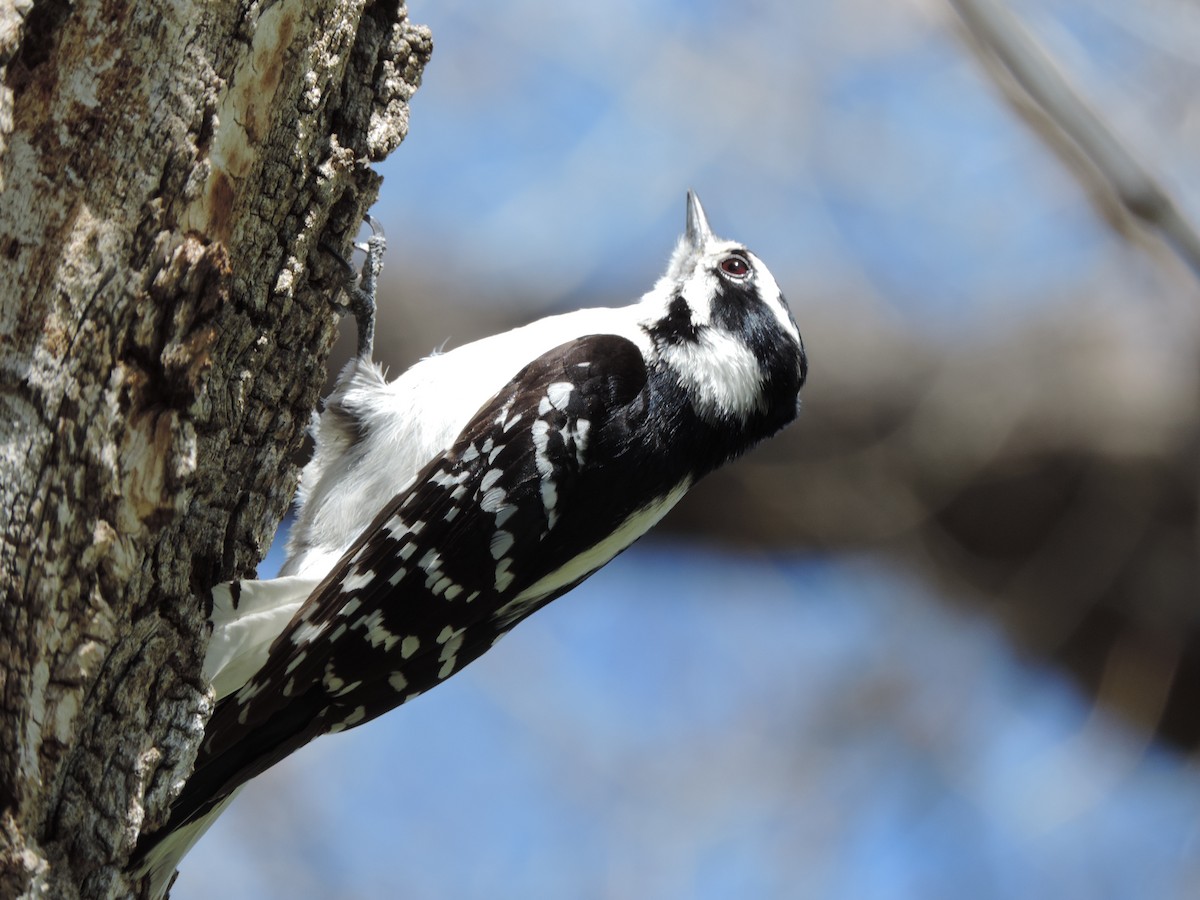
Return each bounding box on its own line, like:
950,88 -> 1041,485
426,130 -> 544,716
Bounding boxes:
134,192 -> 807,895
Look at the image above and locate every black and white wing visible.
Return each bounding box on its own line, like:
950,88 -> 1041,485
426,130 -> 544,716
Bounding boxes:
147,332 -> 686,843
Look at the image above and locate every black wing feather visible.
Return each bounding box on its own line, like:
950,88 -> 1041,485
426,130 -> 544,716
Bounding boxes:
141,334 -> 653,848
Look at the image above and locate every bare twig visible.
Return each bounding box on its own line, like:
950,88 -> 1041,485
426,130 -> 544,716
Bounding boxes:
947,0 -> 1200,281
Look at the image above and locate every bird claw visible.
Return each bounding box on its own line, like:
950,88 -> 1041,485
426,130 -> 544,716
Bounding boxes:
348,216 -> 385,358
324,216 -> 386,359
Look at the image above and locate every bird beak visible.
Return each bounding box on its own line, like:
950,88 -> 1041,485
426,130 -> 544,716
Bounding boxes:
685,190 -> 713,249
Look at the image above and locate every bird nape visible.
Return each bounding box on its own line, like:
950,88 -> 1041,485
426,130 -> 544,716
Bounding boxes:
131,191 -> 807,897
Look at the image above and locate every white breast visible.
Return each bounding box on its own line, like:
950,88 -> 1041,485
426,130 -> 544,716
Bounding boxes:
280,302 -> 655,580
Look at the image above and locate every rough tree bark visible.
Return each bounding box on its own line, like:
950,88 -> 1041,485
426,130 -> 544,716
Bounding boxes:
0,1 -> 430,897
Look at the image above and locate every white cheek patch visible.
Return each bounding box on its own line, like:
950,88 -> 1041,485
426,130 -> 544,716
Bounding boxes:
660,329 -> 765,422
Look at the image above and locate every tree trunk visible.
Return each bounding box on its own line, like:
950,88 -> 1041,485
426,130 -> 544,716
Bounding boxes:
0,1 -> 430,896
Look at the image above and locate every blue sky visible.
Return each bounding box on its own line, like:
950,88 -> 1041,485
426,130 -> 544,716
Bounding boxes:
369,0 -> 1194,330
181,544 -> 1200,899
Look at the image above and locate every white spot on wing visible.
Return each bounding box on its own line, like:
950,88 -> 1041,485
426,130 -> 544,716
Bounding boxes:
432,468 -> 466,489
357,608 -> 397,649
290,620 -> 325,647
330,705 -> 366,733
490,529 -> 514,560
323,662 -> 345,693
480,486 -> 507,513
531,420 -> 552,474
441,632 -> 464,657
437,629 -> 465,679
546,381 -> 574,410
572,418 -> 590,463
495,480 -> 692,627
540,481 -> 558,529
495,558 -> 515,592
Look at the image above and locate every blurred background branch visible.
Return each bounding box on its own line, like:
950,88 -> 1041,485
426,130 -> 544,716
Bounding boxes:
949,0 -> 1200,280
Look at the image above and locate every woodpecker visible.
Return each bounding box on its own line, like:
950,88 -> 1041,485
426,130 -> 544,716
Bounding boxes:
133,192 -> 807,895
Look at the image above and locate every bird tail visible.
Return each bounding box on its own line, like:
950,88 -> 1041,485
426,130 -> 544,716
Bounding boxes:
130,790 -> 241,899
203,575 -> 322,700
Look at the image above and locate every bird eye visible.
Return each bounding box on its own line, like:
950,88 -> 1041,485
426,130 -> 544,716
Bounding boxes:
719,256 -> 750,278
